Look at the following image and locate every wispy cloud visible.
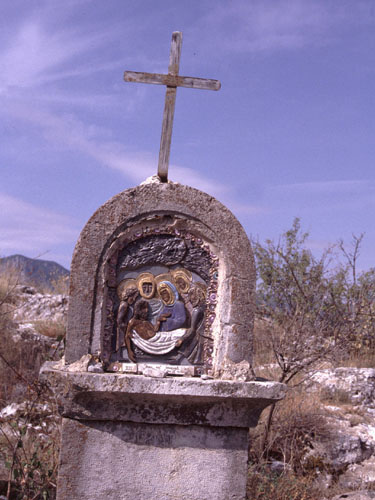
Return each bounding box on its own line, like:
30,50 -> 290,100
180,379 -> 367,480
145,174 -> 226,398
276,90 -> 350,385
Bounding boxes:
265,179 -> 375,214
193,0 -> 374,54
270,180 -> 374,195
0,193 -> 78,256
0,20 -> 110,93
2,100 -> 241,199
0,3 -> 168,97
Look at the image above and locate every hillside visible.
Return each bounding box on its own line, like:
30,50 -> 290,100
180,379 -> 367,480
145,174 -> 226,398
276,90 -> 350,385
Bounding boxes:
0,254 -> 69,292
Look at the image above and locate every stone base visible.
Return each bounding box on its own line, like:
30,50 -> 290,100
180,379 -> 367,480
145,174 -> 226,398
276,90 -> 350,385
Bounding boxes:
57,418 -> 249,500
41,362 -> 286,500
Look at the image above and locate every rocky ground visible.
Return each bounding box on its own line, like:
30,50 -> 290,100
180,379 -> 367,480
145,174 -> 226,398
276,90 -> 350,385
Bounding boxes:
0,285 -> 66,497
307,369 -> 375,496
13,285 -> 68,324
253,363 -> 375,499
1,286 -> 66,402
1,287 -> 375,498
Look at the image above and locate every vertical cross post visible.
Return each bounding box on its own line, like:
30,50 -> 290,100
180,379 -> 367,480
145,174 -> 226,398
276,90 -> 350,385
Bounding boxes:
158,31 -> 182,182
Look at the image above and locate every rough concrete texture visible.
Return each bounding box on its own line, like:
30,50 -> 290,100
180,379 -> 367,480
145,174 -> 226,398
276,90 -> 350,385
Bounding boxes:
57,418 -> 249,500
41,362 -> 286,427
66,180 -> 255,377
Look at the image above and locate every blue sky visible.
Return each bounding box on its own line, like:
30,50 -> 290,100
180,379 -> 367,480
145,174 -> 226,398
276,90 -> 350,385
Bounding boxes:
1,0 -> 374,270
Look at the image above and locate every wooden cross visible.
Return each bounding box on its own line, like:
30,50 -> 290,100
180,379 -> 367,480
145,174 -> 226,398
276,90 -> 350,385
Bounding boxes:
124,31 -> 221,182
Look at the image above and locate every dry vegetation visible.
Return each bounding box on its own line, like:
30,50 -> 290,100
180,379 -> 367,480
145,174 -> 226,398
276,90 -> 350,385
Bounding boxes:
247,220 -> 375,499
0,267 -> 62,499
0,386 -> 60,499
247,466 -> 320,500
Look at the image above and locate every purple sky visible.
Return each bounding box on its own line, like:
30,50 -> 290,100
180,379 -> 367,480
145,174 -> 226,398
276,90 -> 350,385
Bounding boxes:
1,0 -> 374,270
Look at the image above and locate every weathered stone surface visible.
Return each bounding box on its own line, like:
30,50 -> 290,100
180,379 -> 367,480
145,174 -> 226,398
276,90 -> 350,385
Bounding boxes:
309,368 -> 375,408
41,362 -> 286,427
57,418 -> 249,500
305,413 -> 375,472
66,181 -> 255,377
338,456 -> 375,490
332,492 -> 375,500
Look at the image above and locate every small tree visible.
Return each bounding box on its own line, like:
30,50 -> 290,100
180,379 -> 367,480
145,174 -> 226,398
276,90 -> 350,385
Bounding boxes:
252,219 -> 375,457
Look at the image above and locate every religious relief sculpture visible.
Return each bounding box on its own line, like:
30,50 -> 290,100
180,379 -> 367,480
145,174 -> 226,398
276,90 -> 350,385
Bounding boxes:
100,220 -> 219,375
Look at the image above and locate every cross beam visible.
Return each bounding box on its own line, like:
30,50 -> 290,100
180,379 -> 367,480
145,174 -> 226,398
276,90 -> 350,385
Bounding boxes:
124,31 -> 221,182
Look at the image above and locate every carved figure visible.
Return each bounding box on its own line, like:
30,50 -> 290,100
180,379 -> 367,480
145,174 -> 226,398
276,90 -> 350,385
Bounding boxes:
115,284 -> 139,351
176,283 -> 207,363
125,281 -> 191,359
157,281 -> 187,331
125,299 -> 170,362
102,227 -> 216,368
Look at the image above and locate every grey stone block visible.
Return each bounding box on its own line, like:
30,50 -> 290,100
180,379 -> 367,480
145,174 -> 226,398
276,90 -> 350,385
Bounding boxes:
41,363 -> 286,428
57,418 -> 249,500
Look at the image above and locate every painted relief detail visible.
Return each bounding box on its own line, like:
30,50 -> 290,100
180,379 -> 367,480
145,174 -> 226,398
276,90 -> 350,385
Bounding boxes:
100,222 -> 218,373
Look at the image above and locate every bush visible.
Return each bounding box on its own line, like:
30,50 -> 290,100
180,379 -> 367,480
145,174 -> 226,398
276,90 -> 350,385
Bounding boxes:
247,465 -> 320,500
0,383 -> 60,499
251,219 -> 375,478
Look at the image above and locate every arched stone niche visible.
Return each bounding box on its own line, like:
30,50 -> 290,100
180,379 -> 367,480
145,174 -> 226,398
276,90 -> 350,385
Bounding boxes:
66,180 -> 255,378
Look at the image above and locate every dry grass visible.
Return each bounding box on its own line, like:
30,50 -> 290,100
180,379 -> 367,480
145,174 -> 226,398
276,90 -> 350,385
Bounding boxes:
31,320 -> 66,340
0,384 -> 60,499
0,267 -> 61,497
247,389 -> 349,499
0,268 -> 20,327
319,386 -> 353,406
247,465 -> 321,500
339,350 -> 375,368
37,275 -> 69,296
251,388 -> 330,468
0,269 -> 19,307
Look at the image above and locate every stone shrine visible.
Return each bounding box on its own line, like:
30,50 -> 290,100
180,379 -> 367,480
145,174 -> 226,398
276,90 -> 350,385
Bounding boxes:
41,32 -> 286,500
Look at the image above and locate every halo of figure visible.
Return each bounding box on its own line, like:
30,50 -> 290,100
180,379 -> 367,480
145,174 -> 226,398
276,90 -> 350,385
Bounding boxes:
154,273 -> 172,290
171,268 -> 192,295
136,272 -> 156,299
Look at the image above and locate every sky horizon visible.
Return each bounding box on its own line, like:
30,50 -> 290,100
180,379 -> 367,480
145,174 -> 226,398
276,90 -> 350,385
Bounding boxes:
1,0 -> 374,271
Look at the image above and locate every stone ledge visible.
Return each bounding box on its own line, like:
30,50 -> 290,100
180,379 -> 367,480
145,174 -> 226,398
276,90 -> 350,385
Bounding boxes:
41,362 -> 286,428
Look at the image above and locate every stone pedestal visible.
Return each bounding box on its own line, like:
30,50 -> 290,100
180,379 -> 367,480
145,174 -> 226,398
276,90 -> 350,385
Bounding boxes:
41,363 -> 285,500
44,178 -> 287,499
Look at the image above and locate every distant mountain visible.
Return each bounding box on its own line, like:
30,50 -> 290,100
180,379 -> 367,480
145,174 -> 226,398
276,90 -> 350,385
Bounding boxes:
0,255 -> 69,292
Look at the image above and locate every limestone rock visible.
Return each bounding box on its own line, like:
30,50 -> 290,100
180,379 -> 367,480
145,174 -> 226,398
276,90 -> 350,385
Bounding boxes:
220,360 -> 256,382
64,354 -> 92,372
305,413 -> 375,472
338,456 -> 375,490
332,492 -> 375,500
309,368 -> 375,408
13,286 -> 68,324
